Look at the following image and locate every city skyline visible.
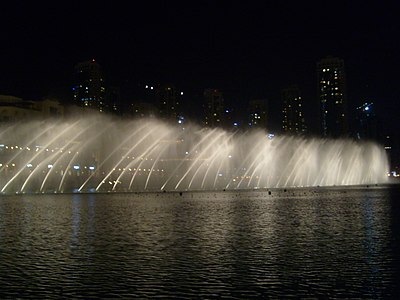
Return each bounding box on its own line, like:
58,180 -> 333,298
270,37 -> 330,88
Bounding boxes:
0,1 -> 399,134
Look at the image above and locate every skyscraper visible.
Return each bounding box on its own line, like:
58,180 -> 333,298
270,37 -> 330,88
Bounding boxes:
248,99 -> 268,129
282,85 -> 306,134
72,59 -> 105,112
157,84 -> 182,121
317,56 -> 348,137
105,86 -> 121,115
203,89 -> 224,127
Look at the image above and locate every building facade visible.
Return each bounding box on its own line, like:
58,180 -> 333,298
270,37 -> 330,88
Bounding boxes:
105,86 -> 121,115
203,88 -> 224,127
130,102 -> 158,119
317,56 -> 348,137
72,59 -> 106,112
0,95 -> 64,122
282,85 -> 306,134
157,84 -> 182,121
248,99 -> 268,129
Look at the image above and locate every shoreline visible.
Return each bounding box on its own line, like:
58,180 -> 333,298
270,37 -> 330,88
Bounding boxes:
1,182 -> 399,197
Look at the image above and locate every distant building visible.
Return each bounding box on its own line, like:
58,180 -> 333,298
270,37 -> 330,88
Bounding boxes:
204,88 -> 224,127
317,56 -> 348,137
282,85 -> 306,134
34,99 -> 64,118
105,86 -> 121,115
157,84 -> 182,121
0,95 -> 64,122
72,59 -> 106,112
248,99 -> 268,129
223,107 -> 236,128
130,102 -> 158,119
135,83 -> 158,105
355,102 -> 377,140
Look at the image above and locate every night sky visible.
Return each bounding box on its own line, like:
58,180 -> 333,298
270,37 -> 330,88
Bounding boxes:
1,1 -> 399,134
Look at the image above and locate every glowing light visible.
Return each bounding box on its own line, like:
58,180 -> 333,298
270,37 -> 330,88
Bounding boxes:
0,117 -> 389,194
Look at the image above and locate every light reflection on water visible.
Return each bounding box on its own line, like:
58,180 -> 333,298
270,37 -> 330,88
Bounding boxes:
0,187 -> 399,298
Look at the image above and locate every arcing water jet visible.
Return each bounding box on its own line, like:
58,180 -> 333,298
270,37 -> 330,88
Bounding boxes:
0,114 -> 389,194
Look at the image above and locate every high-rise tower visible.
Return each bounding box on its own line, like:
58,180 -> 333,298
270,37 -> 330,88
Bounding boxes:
203,89 -> 224,127
157,84 -> 182,121
317,56 -> 348,137
248,99 -> 268,129
282,85 -> 306,134
72,59 -> 105,112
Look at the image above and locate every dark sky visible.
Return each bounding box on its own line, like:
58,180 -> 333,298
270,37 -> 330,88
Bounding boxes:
1,1 -> 399,133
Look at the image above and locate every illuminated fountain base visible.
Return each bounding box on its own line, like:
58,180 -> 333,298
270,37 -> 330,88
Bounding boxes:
0,115 -> 389,194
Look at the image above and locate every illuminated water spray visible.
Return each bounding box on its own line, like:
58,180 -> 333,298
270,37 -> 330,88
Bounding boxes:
0,114 -> 389,194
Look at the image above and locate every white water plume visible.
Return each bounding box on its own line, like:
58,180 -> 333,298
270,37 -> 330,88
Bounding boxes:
0,114 -> 389,194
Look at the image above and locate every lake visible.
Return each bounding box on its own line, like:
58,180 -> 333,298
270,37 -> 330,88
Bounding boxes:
0,186 -> 399,298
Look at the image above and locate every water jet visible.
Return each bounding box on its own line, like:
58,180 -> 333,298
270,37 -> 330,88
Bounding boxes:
0,114 -> 389,194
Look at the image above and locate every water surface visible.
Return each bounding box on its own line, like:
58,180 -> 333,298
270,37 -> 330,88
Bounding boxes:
0,186 -> 399,298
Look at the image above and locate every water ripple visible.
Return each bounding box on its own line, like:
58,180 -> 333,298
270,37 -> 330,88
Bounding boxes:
0,187 -> 399,298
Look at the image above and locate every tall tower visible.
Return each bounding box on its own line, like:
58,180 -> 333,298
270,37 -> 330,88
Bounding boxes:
203,89 -> 224,127
317,56 -> 348,137
282,85 -> 307,134
157,84 -> 182,121
72,59 -> 105,112
248,99 -> 268,129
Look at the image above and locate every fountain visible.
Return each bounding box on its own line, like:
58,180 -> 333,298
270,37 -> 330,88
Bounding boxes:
0,114 -> 389,194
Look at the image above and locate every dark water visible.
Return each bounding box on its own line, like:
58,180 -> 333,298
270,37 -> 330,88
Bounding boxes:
0,186 -> 399,298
